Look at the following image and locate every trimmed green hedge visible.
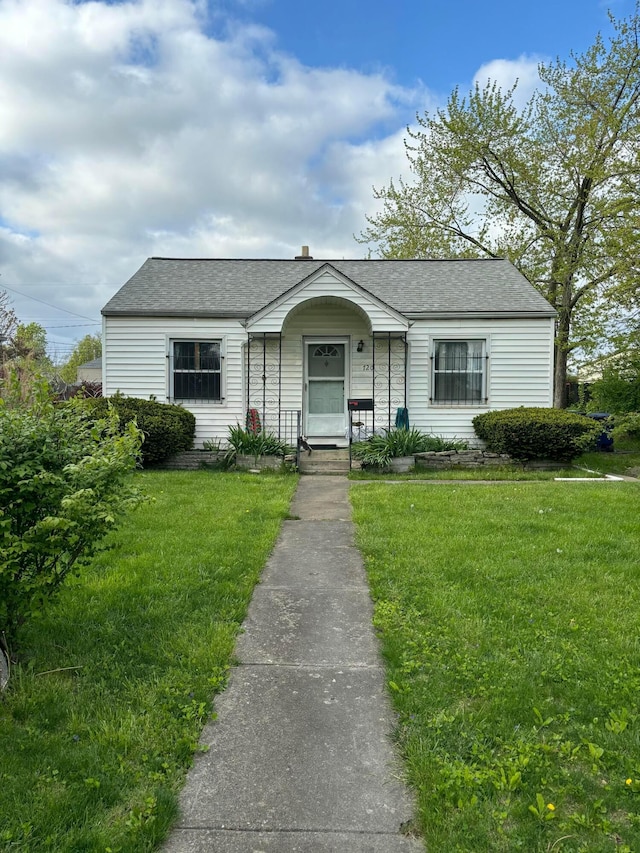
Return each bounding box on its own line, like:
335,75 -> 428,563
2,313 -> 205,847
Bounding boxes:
83,397 -> 195,465
473,407 -> 600,462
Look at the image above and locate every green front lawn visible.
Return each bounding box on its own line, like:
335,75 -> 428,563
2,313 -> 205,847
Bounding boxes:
0,471 -> 297,852
575,450 -> 640,478
349,465 -> 602,481
351,480 -> 640,852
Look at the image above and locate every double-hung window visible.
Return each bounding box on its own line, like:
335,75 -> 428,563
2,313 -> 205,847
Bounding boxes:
431,339 -> 486,404
172,340 -> 222,402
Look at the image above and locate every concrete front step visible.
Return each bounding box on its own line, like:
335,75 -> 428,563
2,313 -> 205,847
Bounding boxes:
299,449 -> 353,474
300,448 -> 349,474
299,461 -> 352,474
302,449 -> 350,461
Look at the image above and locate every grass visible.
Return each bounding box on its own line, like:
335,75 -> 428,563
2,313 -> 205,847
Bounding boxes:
349,465 -> 602,481
0,470 -> 297,852
575,450 -> 640,478
351,480 -> 640,852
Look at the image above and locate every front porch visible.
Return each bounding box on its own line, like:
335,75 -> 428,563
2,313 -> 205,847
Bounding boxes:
245,329 -> 408,448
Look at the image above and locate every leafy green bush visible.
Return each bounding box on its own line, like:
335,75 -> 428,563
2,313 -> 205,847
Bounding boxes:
588,353 -> 640,413
224,425 -> 292,465
352,428 -> 468,468
473,407 -> 600,462
82,396 -> 195,465
0,393 -> 145,645
611,412 -> 640,444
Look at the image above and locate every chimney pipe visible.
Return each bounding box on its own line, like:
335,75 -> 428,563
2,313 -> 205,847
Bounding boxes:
295,245 -> 313,259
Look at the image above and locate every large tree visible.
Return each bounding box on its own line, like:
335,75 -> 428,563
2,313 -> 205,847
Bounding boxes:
361,9 -> 640,407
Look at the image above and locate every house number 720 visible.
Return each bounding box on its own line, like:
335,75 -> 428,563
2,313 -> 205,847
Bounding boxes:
361,364 -> 373,371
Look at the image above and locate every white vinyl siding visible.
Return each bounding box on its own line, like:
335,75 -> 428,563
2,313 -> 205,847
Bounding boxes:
249,270 -> 408,333
103,317 -> 246,446
406,317 -> 555,444
104,306 -> 554,448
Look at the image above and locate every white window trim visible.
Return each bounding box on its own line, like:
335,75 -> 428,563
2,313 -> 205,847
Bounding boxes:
429,337 -> 489,407
168,337 -> 226,405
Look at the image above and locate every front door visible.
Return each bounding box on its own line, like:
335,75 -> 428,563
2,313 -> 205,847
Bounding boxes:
305,340 -> 347,438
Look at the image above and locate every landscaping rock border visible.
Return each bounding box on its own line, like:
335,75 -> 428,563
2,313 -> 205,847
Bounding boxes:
414,450 -> 513,469
160,450 -> 225,470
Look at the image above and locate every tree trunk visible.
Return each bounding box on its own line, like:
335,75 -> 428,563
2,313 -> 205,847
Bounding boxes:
553,309 -> 571,408
553,346 -> 568,408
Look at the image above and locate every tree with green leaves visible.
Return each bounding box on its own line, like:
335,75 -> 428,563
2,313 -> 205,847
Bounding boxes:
59,333 -> 101,384
360,8 -> 640,407
11,322 -> 51,365
1,322 -> 53,401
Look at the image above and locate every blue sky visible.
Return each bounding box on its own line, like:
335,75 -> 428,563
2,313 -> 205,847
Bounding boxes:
0,0 -> 636,357
231,0 -> 633,92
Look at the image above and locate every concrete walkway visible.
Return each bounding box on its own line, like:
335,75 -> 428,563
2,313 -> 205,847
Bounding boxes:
163,476 -> 422,853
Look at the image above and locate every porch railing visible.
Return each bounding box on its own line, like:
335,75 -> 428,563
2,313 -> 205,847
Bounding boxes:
280,409 -> 301,469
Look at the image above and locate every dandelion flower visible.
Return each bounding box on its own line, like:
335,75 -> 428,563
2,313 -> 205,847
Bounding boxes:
547,803 -> 555,811
627,779 -> 633,785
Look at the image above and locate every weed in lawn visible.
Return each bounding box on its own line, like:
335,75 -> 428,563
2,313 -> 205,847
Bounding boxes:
0,471 -> 297,852
352,481 -> 640,852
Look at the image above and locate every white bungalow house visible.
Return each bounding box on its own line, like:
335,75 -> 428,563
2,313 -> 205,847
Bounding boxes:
101,250 -> 556,449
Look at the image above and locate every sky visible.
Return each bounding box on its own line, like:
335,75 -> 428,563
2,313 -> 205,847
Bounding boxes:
0,0 -> 636,361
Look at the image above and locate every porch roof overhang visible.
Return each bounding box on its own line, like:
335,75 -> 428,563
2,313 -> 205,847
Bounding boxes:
245,262 -> 409,333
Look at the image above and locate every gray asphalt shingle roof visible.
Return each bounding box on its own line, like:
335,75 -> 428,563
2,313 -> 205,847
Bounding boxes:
101,257 -> 556,318
77,357 -> 102,370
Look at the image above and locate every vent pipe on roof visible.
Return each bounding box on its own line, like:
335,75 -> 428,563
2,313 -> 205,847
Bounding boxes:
295,245 -> 313,259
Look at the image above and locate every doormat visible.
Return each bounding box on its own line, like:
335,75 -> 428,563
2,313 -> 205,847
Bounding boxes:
310,444 -> 339,450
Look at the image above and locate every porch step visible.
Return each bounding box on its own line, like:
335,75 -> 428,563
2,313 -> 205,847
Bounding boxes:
298,448 -> 355,474
301,449 -> 350,461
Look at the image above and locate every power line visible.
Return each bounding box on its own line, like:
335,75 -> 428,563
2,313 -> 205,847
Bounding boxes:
19,320 -> 101,327
45,323 -> 102,329
0,281 -> 99,322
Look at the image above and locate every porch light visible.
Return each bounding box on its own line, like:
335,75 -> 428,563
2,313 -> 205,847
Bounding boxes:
357,340 -> 365,352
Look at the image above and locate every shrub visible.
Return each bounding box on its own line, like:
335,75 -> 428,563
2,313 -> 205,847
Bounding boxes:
610,412 -> 640,444
0,392 -> 145,645
352,428 -> 468,468
224,425 -> 292,465
82,396 -> 195,465
473,407 -> 600,462
588,354 -> 640,413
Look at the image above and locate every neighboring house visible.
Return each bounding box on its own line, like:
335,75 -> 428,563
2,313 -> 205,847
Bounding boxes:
101,250 -> 556,448
76,356 -> 102,384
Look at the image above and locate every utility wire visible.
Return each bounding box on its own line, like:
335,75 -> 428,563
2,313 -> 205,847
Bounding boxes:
0,281 -> 99,323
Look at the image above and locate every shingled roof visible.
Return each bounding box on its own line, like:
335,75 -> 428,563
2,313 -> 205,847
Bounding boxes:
102,257 -> 556,319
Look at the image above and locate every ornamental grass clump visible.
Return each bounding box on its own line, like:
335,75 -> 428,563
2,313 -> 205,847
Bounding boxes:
352,427 -> 467,468
473,407 -> 600,462
224,424 -> 292,465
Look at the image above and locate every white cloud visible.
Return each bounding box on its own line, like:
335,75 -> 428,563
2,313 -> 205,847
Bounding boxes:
473,55 -> 544,108
0,0 -> 421,348
1,1 -> 545,355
